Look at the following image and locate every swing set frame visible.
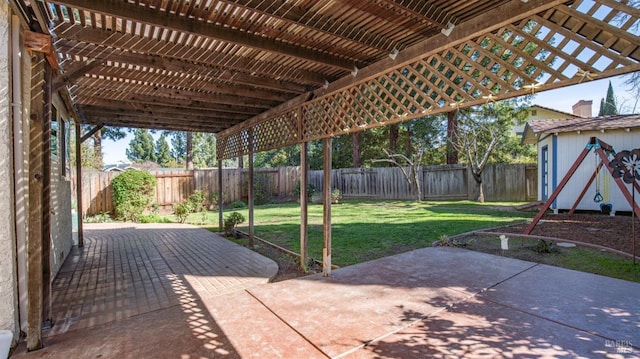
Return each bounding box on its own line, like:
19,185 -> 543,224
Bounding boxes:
525,137 -> 640,235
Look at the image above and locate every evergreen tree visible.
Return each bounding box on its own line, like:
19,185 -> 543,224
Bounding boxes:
126,129 -> 156,162
192,132 -> 217,168
167,131 -> 187,163
155,134 -> 172,167
598,81 -> 618,116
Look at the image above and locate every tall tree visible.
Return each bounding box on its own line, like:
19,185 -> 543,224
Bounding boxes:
192,132 -> 217,168
155,134 -> 172,167
166,131 -> 187,164
351,132 -> 362,168
186,132 -> 194,170
598,81 -> 618,116
126,129 -> 156,163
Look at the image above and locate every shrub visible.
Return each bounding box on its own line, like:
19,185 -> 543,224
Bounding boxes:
138,213 -> 172,223
111,169 -> 156,222
331,188 -> 342,203
229,200 -> 247,209
173,190 -> 208,224
224,212 -> 245,237
84,212 -> 113,223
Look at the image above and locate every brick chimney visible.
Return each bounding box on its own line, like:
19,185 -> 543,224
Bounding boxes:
572,100 -> 592,118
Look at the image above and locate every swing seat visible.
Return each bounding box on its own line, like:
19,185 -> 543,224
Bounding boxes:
600,202 -> 612,214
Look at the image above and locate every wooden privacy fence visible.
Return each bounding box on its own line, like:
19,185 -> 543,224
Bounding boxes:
81,164 -> 536,216
309,163 -> 537,202
81,167 -> 302,216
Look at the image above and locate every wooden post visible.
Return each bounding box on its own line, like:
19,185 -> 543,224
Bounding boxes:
42,63 -> 52,328
218,159 -> 223,233
248,141 -> 254,248
27,56 -> 45,352
322,138 -> 332,277
300,141 -> 309,270
75,121 -> 84,247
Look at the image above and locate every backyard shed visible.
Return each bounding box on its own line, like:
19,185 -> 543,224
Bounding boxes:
522,114 -> 640,212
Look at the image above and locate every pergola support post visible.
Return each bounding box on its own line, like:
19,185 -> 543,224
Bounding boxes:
42,63 -> 52,329
322,138 -> 332,277
218,160 -> 223,233
248,133 -> 254,247
299,141 -> 309,271
75,121 -> 84,247
26,55 -> 46,352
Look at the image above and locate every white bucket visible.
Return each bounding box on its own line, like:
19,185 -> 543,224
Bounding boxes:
0,330 -> 12,359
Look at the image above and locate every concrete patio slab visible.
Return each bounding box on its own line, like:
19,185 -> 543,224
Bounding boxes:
9,228 -> 640,358
246,247 -> 539,358
481,264 -> 640,345
351,297 -> 615,358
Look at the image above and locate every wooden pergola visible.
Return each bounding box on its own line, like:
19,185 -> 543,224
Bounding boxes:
20,0 -> 640,276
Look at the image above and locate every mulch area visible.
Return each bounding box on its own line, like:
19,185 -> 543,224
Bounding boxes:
493,213 -> 640,256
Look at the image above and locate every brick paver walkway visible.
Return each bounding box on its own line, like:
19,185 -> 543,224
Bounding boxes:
46,223 -> 277,336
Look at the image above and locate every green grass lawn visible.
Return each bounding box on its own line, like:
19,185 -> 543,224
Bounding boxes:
166,199 -> 640,282
198,200 -> 534,266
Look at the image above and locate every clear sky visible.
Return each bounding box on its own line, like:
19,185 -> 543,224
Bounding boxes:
101,74 -> 638,165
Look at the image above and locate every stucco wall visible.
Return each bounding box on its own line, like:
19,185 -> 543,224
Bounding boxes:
0,2 -> 19,335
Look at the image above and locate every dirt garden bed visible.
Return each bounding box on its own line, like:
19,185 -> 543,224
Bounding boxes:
494,212 -> 640,256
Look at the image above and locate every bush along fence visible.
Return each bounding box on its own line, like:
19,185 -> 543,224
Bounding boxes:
79,164 -> 536,216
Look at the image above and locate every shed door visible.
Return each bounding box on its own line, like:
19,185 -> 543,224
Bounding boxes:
541,145 -> 549,200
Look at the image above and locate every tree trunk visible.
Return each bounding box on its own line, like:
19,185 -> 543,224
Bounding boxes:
237,155 -> 244,169
93,131 -> 103,168
389,124 -> 399,152
412,165 -> 422,202
446,110 -> 458,164
186,131 -> 194,170
472,171 -> 484,203
352,131 -> 362,168
405,129 -> 412,156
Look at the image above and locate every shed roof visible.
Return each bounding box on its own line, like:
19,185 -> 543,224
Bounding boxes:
522,114 -> 640,144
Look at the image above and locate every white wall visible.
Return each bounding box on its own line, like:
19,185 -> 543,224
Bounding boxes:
539,130 -> 640,212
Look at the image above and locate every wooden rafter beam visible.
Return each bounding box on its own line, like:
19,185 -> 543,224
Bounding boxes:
80,115 -> 231,133
75,97 -> 263,117
72,80 -> 284,108
51,0 -> 357,71
385,0 -> 457,29
345,0 -> 453,30
52,59 -> 103,92
80,105 -> 251,122
75,67 -> 296,102
214,0 -> 396,53
80,125 -> 103,143
54,38 -> 319,91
